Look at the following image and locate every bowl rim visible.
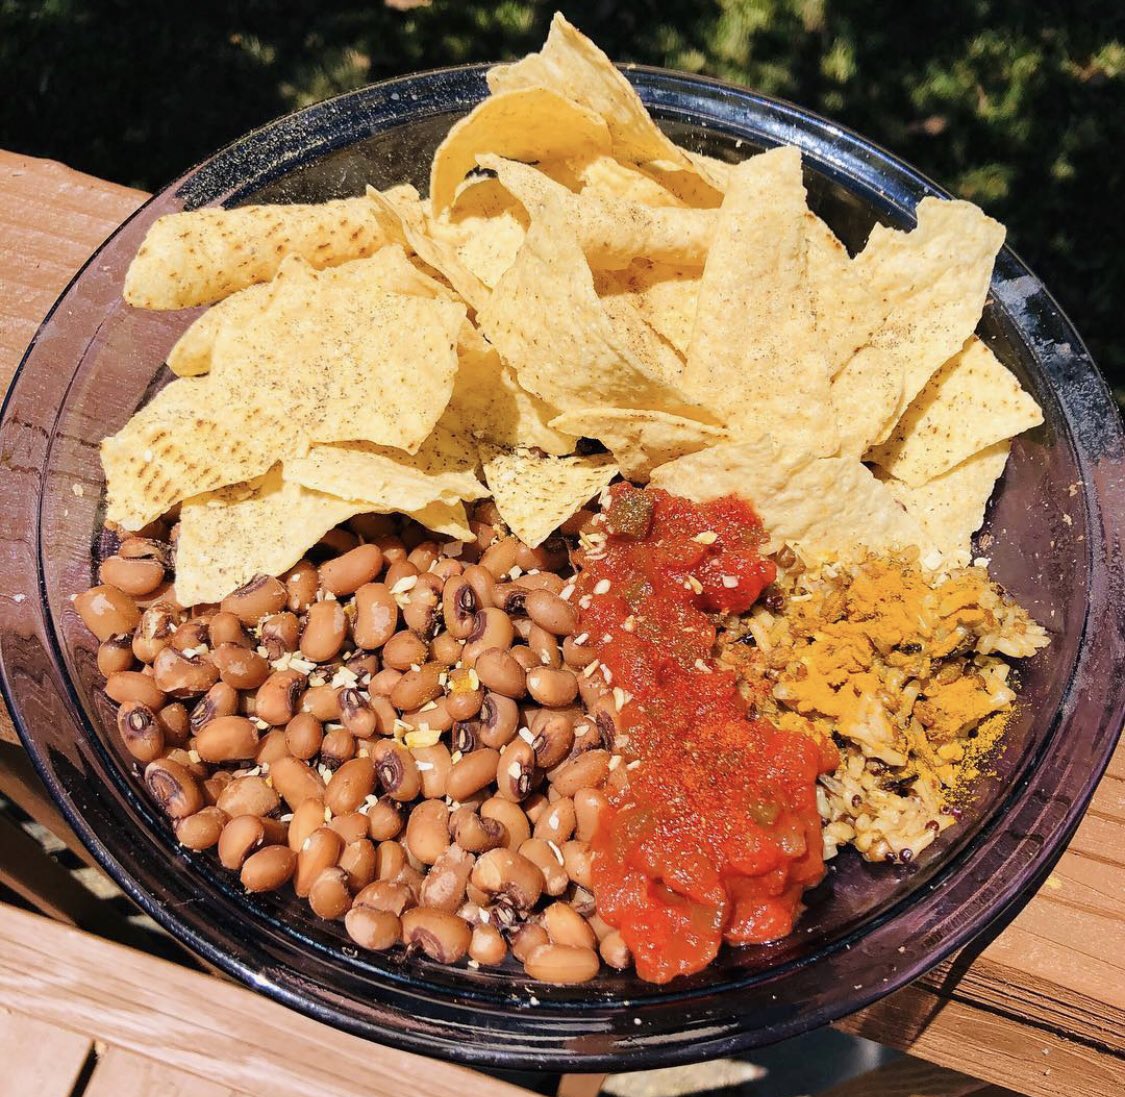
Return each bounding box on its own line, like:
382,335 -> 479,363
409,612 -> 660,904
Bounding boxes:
1,60 -> 1123,1070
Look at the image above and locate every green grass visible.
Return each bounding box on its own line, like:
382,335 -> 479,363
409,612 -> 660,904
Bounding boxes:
1,0 -> 1121,402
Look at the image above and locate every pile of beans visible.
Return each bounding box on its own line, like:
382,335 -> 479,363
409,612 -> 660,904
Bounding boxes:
75,503 -> 633,985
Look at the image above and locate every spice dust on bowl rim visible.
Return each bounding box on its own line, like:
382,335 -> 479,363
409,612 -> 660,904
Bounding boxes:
1,62 -> 1122,1068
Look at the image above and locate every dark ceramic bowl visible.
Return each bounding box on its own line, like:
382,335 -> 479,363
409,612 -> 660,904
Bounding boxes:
0,65 -> 1122,1070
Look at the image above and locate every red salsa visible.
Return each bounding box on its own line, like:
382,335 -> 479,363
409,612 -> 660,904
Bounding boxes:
575,485 -> 838,984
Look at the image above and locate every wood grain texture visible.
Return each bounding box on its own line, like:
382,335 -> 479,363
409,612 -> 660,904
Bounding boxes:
0,902 -> 532,1097
83,1046 -> 246,1097
814,1055 -> 1016,1097
0,151 -> 1122,1094
0,1008 -> 93,1097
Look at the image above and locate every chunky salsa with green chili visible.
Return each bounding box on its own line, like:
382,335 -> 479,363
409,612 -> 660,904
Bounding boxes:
575,485 -> 838,983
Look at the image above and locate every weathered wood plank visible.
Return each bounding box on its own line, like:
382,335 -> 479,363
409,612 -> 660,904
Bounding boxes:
0,1008 -> 93,1097
84,1046 -> 244,1097
0,902 -> 532,1097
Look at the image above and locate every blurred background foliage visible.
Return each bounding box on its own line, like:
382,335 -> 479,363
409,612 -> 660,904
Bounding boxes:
1,0 -> 1121,402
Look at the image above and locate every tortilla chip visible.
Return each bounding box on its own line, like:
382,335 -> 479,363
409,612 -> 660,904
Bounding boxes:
639,160 -> 726,209
881,441 -> 1011,560
408,500 -> 474,542
284,426 -> 487,515
479,155 -> 715,270
175,467 -> 367,606
430,87 -> 611,212
440,330 -> 575,456
365,185 -> 490,311
650,438 -> 931,562
868,336 -> 1041,486
570,154 -> 685,207
681,147 -> 836,457
855,197 -> 1005,427
101,377 -> 294,531
482,448 -> 618,547
431,180 -> 529,290
594,259 -> 702,357
549,408 -> 728,481
477,189 -> 713,421
209,255 -> 464,450
124,196 -> 398,310
167,246 -> 444,377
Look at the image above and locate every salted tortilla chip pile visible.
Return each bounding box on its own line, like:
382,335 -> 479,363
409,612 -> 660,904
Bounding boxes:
106,11 -> 1042,607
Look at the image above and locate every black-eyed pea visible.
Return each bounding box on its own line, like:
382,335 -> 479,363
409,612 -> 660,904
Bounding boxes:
574,788 -> 612,842
562,634 -> 597,670
208,611 -> 249,648
190,681 -> 239,732
461,564 -> 496,611
75,584 -> 141,642
372,740 -> 421,802
401,908 -> 472,963
143,757 -> 201,819
525,589 -> 578,636
469,922 -> 508,966
339,838 -> 378,892
295,826 -> 345,897
354,879 -> 413,916
529,710 -> 575,769
372,533 -> 407,566
320,726 -> 356,768
526,666 -> 578,708
344,652 -> 380,682
374,839 -> 407,881
600,930 -> 632,969
152,647 -> 219,698
353,583 -> 398,650
301,600 -> 349,663
308,866 -> 352,920
401,573 -> 442,637
202,771 -> 234,808
387,661 -> 441,711
259,611 -> 300,661
345,906 -> 401,951
174,806 -> 227,851
429,631 -> 462,666
471,847 -> 543,910
509,645 -> 538,672
548,749 -> 611,797
301,684 -> 341,722
381,629 -> 429,671
462,608 -> 515,665
195,715 -> 259,763
256,728 -> 290,765
211,643 -> 269,690
325,756 -> 376,816
441,575 -> 480,640
534,797 -> 576,844
527,624 -> 561,669
476,692 -> 520,749
241,845 -> 297,892
368,667 -> 401,697
269,756 -> 326,811
509,923 -> 549,963
419,844 -> 475,912
283,560 -> 319,613
339,688 -> 378,739
319,544 -> 383,597
522,790 -> 551,826
446,748 -> 501,802
284,712 -> 324,760
158,701 -> 192,747
518,837 -> 569,897
366,796 -> 405,842
542,901 -> 597,949
524,943 -> 600,985
473,648 -> 526,699
384,558 -> 419,592
328,811 -> 370,845
562,839 -> 595,889
216,775 -> 279,818
404,800 -> 450,865
480,796 -> 531,850
479,535 -> 519,579
219,814 -> 267,870
449,807 -> 506,853
254,669 -> 306,726
222,575 -> 287,625
407,540 -> 440,572
106,670 -> 166,711
288,797 -> 328,852
165,747 -> 206,781
318,528 -> 359,556
413,742 -> 452,799
496,738 -> 537,802
97,634 -> 135,676
116,701 -> 164,763
347,514 -> 396,541
99,553 -> 165,598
